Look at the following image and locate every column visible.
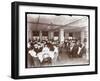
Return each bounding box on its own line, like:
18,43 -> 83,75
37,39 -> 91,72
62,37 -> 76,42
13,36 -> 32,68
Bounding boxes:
27,25 -> 32,42
48,31 -> 54,40
39,30 -> 42,41
48,32 -> 51,40
59,29 -> 64,44
27,30 -> 32,42
81,31 -> 85,43
65,32 -> 69,39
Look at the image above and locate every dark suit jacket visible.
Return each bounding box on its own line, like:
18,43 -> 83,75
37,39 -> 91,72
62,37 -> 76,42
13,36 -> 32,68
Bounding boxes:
70,44 -> 79,57
79,46 -> 86,57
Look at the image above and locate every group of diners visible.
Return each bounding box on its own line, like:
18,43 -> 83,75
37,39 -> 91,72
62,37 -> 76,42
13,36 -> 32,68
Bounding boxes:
27,39 -> 59,67
27,38 -> 87,67
64,39 -> 87,58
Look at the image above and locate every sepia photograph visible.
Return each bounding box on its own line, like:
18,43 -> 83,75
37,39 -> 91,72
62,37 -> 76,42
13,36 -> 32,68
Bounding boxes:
26,13 -> 90,68
11,1 -> 97,79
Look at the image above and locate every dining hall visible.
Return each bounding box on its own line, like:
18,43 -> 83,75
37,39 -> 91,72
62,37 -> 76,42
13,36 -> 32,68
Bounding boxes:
26,13 -> 89,68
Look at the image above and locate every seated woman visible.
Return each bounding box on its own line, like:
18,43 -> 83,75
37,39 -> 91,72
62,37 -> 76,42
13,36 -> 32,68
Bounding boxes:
28,47 -> 40,67
41,44 -> 52,65
27,50 -> 34,67
42,44 -> 49,53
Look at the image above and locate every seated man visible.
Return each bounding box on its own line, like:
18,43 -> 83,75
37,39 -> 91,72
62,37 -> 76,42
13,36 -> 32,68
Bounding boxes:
70,41 -> 79,58
78,43 -> 87,58
41,57 -> 52,66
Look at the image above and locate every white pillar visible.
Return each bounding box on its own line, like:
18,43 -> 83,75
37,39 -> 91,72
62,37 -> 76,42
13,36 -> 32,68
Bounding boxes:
27,30 -> 32,42
48,31 -> 54,40
81,31 -> 85,43
27,25 -> 32,42
48,32 -> 51,40
51,32 -> 54,40
65,32 -> 69,39
59,29 -> 64,44
39,31 -> 42,41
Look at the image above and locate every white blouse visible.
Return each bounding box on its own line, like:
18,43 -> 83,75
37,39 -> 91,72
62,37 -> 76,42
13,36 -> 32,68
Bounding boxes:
29,49 -> 37,57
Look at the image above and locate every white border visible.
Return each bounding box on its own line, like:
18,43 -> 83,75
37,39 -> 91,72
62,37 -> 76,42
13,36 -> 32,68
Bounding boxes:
19,5 -> 95,76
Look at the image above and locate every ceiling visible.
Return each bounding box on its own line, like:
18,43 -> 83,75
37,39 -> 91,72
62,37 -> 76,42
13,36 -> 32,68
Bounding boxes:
27,14 -> 88,32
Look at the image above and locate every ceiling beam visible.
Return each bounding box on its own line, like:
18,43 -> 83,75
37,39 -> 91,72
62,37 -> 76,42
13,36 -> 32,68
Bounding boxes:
27,22 -> 64,27
50,17 -> 85,31
49,26 -> 86,32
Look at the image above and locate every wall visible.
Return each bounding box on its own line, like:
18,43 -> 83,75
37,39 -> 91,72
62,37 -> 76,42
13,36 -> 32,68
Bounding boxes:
0,0 -> 99,81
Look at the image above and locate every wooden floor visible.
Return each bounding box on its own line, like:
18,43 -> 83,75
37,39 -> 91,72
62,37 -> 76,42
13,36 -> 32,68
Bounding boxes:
54,48 -> 89,66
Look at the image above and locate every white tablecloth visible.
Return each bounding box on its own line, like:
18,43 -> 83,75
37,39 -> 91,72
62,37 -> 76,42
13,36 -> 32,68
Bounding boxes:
37,51 -> 55,62
29,46 -> 59,63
